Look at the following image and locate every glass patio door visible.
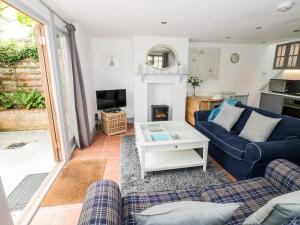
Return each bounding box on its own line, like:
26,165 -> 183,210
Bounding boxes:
55,31 -> 76,158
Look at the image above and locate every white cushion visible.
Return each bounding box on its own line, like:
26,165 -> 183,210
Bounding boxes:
239,111 -> 281,142
132,201 -> 241,225
243,191 -> 300,225
213,102 -> 245,131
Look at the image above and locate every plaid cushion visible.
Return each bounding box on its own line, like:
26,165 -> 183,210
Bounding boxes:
200,177 -> 282,225
265,159 -> 300,194
122,189 -> 201,225
285,217 -> 300,225
78,180 -> 122,225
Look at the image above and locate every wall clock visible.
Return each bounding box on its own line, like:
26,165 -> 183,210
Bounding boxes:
230,53 -> 240,64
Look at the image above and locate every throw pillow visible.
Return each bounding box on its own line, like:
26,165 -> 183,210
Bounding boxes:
207,98 -> 240,121
239,111 -> 282,142
264,204 -> 300,225
213,102 -> 245,131
132,201 -> 240,225
243,191 -> 300,225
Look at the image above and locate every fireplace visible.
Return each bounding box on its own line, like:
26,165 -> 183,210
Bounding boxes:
151,105 -> 169,121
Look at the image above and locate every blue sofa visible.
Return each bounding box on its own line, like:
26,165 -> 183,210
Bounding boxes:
78,159 -> 300,225
194,102 -> 300,180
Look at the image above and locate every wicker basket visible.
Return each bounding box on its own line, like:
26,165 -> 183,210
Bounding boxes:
101,111 -> 127,136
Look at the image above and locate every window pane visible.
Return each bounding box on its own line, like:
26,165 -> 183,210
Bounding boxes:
280,57 -> 284,67
290,44 -> 295,55
277,46 -> 282,56
294,44 -> 299,55
56,33 -> 75,140
292,56 -> 297,67
276,57 -> 280,67
282,46 -> 286,56
288,56 -> 292,67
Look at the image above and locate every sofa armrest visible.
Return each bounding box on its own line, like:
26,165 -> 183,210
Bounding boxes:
194,110 -> 211,122
78,180 -> 122,225
244,138 -> 300,162
243,138 -> 300,178
264,159 -> 300,194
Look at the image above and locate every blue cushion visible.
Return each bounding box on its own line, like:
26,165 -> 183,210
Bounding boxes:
196,121 -> 250,160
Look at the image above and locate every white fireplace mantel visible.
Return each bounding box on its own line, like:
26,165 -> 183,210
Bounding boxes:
135,73 -> 187,84
133,36 -> 189,122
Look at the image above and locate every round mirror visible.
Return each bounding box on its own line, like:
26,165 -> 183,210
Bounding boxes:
146,45 -> 177,70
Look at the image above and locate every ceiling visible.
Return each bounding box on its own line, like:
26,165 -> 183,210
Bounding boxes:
45,0 -> 300,43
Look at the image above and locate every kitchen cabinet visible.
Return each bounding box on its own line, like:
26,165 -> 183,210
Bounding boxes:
273,41 -> 300,69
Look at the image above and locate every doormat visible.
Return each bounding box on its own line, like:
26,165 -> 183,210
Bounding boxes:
7,173 -> 48,211
41,159 -> 106,206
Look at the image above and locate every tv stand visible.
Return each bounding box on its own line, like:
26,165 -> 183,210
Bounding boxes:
103,107 -> 121,113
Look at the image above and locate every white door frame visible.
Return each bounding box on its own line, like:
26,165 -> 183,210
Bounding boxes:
1,0 -> 72,224
0,177 -> 14,225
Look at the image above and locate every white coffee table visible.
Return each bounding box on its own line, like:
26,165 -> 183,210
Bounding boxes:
135,120 -> 210,179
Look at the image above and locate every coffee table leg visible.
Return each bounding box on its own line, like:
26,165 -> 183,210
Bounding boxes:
203,142 -> 208,172
140,149 -> 145,179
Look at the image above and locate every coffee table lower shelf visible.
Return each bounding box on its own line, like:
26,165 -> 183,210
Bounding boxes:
143,149 -> 204,173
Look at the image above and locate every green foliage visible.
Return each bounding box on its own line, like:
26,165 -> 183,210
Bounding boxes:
187,76 -> 203,87
16,11 -> 36,28
0,41 -> 38,66
0,89 -> 46,110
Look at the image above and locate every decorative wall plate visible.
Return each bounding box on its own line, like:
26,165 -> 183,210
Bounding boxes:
230,53 -> 240,64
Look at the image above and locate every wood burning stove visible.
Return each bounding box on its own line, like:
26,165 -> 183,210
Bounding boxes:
151,105 -> 169,121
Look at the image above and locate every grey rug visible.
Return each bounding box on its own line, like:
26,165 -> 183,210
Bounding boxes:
121,135 -> 229,195
7,173 -> 48,211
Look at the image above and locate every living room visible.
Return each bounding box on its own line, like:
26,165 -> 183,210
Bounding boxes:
1,0 -> 300,225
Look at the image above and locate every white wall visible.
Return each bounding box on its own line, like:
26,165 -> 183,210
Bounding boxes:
133,36 -> 189,122
91,38 -> 134,118
189,42 -> 269,106
75,25 -> 96,134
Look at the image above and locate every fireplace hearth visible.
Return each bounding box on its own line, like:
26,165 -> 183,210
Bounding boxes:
151,105 -> 169,121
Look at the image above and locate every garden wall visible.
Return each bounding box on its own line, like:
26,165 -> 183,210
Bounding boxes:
0,58 -> 43,93
0,109 -> 48,131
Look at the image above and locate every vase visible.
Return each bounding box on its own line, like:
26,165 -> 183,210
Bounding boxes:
192,86 -> 196,97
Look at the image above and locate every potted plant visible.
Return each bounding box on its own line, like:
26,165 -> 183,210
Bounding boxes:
187,76 -> 203,97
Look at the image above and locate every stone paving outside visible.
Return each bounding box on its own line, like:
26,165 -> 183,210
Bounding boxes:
0,129 -> 55,196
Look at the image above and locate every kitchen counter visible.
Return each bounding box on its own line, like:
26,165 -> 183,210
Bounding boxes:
261,91 -> 300,100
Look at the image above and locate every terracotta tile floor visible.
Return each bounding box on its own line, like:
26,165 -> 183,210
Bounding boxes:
30,124 -> 134,225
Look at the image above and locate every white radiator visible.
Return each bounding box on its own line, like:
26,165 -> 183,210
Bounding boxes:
221,92 -> 249,105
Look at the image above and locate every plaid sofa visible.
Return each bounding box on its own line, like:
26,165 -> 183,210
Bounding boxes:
78,159 -> 300,225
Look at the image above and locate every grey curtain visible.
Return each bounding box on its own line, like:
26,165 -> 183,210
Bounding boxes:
66,24 -> 91,148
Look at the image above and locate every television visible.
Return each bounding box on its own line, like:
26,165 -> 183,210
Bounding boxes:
96,89 -> 127,110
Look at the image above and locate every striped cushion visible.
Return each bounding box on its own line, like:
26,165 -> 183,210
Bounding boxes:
265,159 -> 300,194
200,177 -> 282,225
123,189 -> 202,225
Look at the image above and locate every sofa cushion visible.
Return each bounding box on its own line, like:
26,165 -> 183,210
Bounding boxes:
123,189 -> 202,225
243,191 -> 300,225
231,103 -> 300,141
213,102 -> 245,131
200,177 -> 282,225
239,111 -> 282,142
131,201 -> 241,225
196,121 -> 250,160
